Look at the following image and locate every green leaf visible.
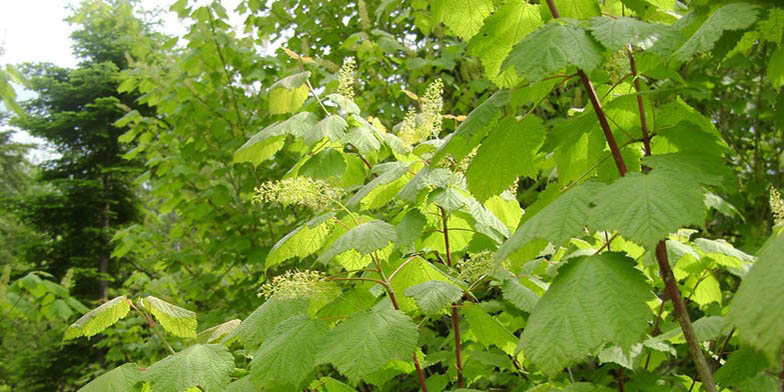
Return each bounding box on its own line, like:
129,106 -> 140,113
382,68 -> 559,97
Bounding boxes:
404,280 -> 463,315
317,220 -> 396,263
316,308 -> 418,380
496,181 -> 604,263
144,344 -> 234,392
588,16 -> 678,51
396,209 -> 427,253
727,229 -> 784,360
250,315 -> 327,389
142,296 -> 197,339
671,3 -> 760,62
714,348 -> 771,389
588,171 -> 706,248
432,0 -> 494,40
467,116 -> 545,201
64,296 -> 131,340
518,253 -> 654,376
643,151 -> 734,189
390,257 -> 452,312
234,112 -> 318,165
300,148 -> 347,180
430,90 -> 510,165
266,213 -> 335,268
305,115 -> 348,145
229,297 -> 309,350
197,319 -> 240,344
77,363 -> 142,392
541,0 -> 600,20
502,21 -> 605,82
347,162 -> 412,209
269,72 -> 311,115
467,1 -> 543,87
768,47 -> 784,89
463,303 -> 518,356
501,277 -> 540,313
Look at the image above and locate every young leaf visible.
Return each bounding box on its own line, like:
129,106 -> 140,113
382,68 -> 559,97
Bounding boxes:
496,181 -> 604,263
142,296 -> 198,339
502,21 -> 605,82
77,363 -> 142,392
404,280 -> 463,315
64,296 -> 131,340
467,1 -> 543,87
269,72 -> 310,115
466,116 -> 545,202
317,220 -> 396,264
316,308 -> 418,380
588,171 -> 706,248
250,315 -> 328,389
671,3 -> 760,62
228,297 -> 309,350
234,112 -> 318,166
197,319 -> 240,344
431,0 -> 494,40
727,228 -> 784,360
266,213 -> 335,268
518,253 -> 654,376
143,344 -> 234,392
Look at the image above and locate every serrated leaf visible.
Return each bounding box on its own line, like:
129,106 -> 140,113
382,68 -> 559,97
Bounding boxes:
348,162 -> 412,208
144,344 -> 234,392
269,84 -> 308,115
77,363 -> 142,392
229,297 -> 309,350
390,257 -> 451,312
467,116 -> 545,201
142,296 -> 197,339
518,253 -> 654,376
317,220 -> 396,263
197,319 -> 240,344
463,303 -> 518,356
671,3 -> 760,62
643,151 -> 734,189
64,296 -> 131,340
432,0 -> 494,40
316,308 -> 418,380
404,280 -> 463,315
300,148 -> 347,180
502,21 -> 605,82
430,90 -> 510,165
727,229 -> 784,360
267,213 -> 335,268
768,47 -> 784,89
501,277 -> 540,313
234,112 -> 318,165
396,209 -> 427,253
714,348 -> 771,389
496,181 -> 605,263
250,315 -> 327,389
588,171 -> 706,248
467,1 -> 543,87
305,115 -> 348,145
588,16 -> 678,51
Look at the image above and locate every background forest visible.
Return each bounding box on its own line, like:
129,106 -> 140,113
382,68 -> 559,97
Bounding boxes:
1,0 -> 784,391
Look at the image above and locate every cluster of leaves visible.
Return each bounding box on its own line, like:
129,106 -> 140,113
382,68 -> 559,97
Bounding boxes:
57,0 -> 784,391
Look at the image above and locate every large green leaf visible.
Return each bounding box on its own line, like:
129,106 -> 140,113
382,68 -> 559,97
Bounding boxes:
430,90 -> 510,165
404,280 -> 463,315
250,315 -> 328,389
518,253 -> 654,376
143,344 -> 234,392
463,303 -> 518,356
588,16 -> 677,51
64,296 -> 130,340
317,220 -> 396,263
234,112 -> 318,165
266,213 -> 335,268
77,363 -> 142,392
269,72 -> 310,115
671,3 -> 760,62
467,1 -> 543,87
466,116 -> 545,202
727,228 -> 784,360
228,297 -> 309,351
142,296 -> 197,339
432,0 -> 494,40
347,162 -> 412,208
714,348 -> 772,389
588,171 -> 706,248
304,115 -> 348,145
316,308 -> 418,380
502,21 -> 604,82
197,319 -> 240,344
496,182 -> 604,263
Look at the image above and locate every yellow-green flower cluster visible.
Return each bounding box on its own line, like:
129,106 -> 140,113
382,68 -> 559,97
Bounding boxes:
258,270 -> 332,300
60,268 -> 75,290
398,108 -> 421,145
358,0 -> 371,31
253,177 -> 344,210
771,187 -> 784,226
422,78 -> 444,137
457,251 -> 495,283
338,57 -> 357,100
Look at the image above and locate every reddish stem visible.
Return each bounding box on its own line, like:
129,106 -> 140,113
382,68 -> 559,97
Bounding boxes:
387,286 -> 429,392
627,47 -> 651,156
451,305 -> 464,387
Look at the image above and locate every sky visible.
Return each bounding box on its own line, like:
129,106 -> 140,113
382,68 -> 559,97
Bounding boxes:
0,0 -> 240,162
